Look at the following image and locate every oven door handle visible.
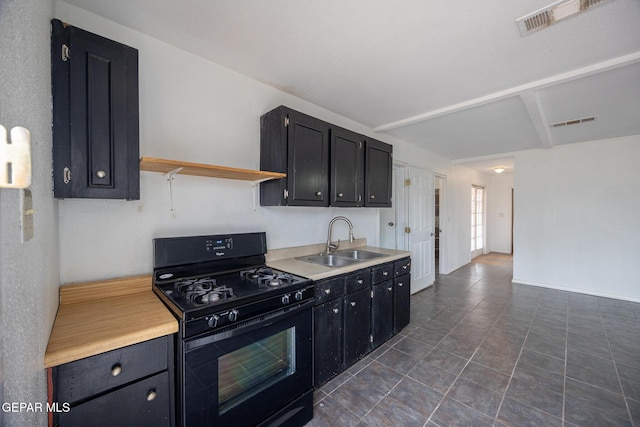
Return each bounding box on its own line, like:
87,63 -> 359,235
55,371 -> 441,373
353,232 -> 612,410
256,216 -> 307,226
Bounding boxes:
184,299 -> 313,352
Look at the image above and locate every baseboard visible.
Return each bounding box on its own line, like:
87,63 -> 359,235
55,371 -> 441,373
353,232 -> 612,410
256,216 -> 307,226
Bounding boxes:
511,278 -> 640,304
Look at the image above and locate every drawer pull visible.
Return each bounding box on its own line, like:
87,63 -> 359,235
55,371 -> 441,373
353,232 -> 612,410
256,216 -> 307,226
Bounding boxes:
146,389 -> 157,401
388,287 -> 393,291
403,265 -> 408,269
357,279 -> 363,285
383,271 -> 388,276
332,308 -> 339,314
350,301 -> 356,307
324,289 -> 331,295
111,364 -> 122,377
338,193 -> 344,197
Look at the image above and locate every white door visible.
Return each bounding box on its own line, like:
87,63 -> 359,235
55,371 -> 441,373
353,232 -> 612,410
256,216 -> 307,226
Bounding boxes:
380,165 -> 409,251
408,167 -> 435,293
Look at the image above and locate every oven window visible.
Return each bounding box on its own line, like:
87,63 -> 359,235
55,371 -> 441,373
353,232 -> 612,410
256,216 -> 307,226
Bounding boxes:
218,327 -> 296,414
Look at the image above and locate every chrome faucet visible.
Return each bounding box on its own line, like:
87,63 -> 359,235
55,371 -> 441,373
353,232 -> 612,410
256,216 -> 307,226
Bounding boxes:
326,216 -> 354,254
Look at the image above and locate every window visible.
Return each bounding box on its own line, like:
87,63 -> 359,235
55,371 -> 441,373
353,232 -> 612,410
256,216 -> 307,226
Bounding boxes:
471,185 -> 485,256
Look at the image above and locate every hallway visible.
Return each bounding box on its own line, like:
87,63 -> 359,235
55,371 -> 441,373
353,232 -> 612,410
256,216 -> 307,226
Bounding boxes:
309,253 -> 640,426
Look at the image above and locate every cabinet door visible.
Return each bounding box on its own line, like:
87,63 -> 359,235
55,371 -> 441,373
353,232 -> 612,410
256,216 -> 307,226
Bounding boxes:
364,138 -> 392,207
331,127 -> 364,207
287,110 -> 330,206
314,299 -> 344,386
371,281 -> 394,349
343,288 -> 371,366
51,19 -> 139,200
57,372 -> 171,427
394,274 -> 411,333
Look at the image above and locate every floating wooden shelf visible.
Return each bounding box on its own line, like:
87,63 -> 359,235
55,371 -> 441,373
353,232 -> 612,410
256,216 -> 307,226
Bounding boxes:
139,157 -> 286,182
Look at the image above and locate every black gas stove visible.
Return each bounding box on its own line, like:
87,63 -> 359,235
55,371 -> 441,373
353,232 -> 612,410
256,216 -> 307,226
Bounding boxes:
152,232 -> 314,427
153,232 -> 313,336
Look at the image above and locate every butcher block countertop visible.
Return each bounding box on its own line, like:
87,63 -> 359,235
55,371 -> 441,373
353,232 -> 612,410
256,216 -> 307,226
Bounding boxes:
45,275 -> 178,368
266,239 -> 411,281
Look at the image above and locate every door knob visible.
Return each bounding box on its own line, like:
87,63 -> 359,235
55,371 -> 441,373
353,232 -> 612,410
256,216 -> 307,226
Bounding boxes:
388,222 -> 394,226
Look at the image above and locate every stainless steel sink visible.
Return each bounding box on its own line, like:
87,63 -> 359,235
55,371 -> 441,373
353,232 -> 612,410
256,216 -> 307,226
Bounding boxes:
298,254 -> 361,267
332,249 -> 386,260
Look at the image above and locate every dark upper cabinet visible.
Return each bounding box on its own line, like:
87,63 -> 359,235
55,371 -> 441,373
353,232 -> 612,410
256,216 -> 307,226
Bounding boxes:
365,138 -> 393,207
331,127 -> 364,207
51,19 -> 140,200
260,106 -> 330,206
260,105 -> 392,208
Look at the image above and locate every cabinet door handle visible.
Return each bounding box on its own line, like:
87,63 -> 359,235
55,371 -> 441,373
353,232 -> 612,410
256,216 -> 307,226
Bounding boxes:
350,301 -> 356,307
111,364 -> 122,377
388,287 -> 393,291
96,170 -> 106,178
370,195 -> 375,199
398,282 -> 403,287
324,289 -> 331,295
316,191 -> 322,196
337,192 -> 344,197
332,308 -> 339,314
146,389 -> 157,401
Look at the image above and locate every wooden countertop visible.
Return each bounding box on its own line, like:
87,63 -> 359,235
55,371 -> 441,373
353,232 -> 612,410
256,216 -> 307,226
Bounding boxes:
45,275 -> 178,368
266,239 -> 411,281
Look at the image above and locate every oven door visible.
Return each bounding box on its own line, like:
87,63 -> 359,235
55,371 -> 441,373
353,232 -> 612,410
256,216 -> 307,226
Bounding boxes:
180,303 -> 313,427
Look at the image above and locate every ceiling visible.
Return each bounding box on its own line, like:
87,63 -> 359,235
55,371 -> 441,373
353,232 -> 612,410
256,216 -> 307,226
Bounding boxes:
62,0 -> 640,172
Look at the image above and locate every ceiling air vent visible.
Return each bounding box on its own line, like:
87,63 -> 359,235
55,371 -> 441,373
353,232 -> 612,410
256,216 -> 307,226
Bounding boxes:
550,116 -> 597,128
517,0 -> 614,36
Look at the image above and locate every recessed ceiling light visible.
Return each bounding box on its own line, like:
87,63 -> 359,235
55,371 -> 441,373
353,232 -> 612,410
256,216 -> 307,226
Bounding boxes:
516,0 -> 614,37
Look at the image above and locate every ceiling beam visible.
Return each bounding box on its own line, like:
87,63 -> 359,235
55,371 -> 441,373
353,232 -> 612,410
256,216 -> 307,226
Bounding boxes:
373,51 -> 640,132
519,91 -> 554,149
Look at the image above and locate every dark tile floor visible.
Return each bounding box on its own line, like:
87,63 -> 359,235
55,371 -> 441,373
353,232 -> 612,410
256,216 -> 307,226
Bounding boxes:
307,253 -> 640,426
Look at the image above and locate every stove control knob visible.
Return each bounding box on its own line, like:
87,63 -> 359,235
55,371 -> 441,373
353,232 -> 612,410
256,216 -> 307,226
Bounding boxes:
282,294 -> 290,305
208,314 -> 220,328
228,309 -> 239,322
294,290 -> 304,301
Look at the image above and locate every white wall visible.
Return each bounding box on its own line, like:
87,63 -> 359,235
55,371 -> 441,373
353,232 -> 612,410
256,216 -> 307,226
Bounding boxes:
0,1 -> 59,426
513,135 -> 640,302
54,2 -> 483,284
488,173 -> 514,254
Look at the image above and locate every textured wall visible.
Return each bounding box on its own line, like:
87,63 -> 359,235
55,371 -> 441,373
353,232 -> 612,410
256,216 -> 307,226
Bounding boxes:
0,1 -> 59,426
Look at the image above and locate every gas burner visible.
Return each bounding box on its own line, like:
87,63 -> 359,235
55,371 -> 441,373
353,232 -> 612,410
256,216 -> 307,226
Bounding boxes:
174,278 -> 235,306
240,268 -> 294,288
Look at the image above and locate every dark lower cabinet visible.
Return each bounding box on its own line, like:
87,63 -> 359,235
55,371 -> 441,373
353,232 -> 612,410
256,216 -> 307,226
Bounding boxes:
51,19 -> 139,200
394,275 -> 411,333
371,280 -> 394,349
394,258 -> 412,333
343,287 -> 371,367
312,257 -> 411,388
56,372 -> 170,427
51,336 -> 174,427
314,298 -> 343,386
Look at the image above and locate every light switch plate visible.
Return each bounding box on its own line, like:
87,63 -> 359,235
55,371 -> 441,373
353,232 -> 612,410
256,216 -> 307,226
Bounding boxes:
0,125 -> 32,189
21,188 -> 34,242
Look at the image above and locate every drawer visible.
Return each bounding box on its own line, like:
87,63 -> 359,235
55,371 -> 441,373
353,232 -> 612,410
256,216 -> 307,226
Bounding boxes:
314,276 -> 344,304
57,371 -> 171,427
56,336 -> 169,404
371,263 -> 393,284
394,258 -> 411,277
344,270 -> 370,294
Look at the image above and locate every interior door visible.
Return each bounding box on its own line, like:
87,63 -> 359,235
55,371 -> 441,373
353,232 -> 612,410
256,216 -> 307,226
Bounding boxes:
380,166 -> 407,250
408,167 -> 435,293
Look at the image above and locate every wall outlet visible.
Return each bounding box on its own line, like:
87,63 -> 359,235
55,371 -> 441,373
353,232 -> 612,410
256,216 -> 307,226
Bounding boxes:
20,188 -> 34,242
